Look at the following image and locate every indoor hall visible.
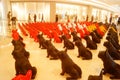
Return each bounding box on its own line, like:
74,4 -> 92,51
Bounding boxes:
0,0 -> 120,80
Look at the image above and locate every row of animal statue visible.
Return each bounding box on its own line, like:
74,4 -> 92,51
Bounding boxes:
11,22 -> 120,80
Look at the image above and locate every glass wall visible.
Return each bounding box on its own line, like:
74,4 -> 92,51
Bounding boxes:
10,2 -> 112,23
11,2 -> 50,22
56,3 -> 87,22
91,7 -> 112,23
81,6 -> 87,21
100,10 -> 111,23
92,8 -> 100,22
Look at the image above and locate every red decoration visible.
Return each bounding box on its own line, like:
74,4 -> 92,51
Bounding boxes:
12,70 -> 32,80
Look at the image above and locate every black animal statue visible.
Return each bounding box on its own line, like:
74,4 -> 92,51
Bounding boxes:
98,49 -> 120,79
12,40 -> 29,58
103,41 -> 120,60
37,33 -> 47,49
93,29 -> 102,39
75,40 -> 92,60
61,35 -> 74,49
106,35 -> 120,50
88,70 -> 103,80
45,39 -> 59,60
107,27 -> 118,43
90,32 -> 100,43
12,38 -> 25,48
58,49 -> 82,80
12,43 -> 37,79
71,31 -> 81,42
84,36 -> 97,50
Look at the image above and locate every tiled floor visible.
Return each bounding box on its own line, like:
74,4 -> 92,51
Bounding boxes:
0,21 -> 119,80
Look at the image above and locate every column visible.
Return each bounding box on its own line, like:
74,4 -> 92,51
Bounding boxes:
1,0 -> 11,20
50,2 -> 56,22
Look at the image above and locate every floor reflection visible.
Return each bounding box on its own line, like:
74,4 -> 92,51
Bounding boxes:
0,20 -> 17,37
0,20 -> 8,36
0,20 -> 15,47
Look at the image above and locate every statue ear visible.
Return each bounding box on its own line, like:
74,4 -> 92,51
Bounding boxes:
39,32 -> 43,36
49,38 -> 52,42
41,33 -> 43,36
65,48 -> 67,52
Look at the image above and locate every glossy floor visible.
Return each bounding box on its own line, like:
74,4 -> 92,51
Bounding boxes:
0,21 -> 119,80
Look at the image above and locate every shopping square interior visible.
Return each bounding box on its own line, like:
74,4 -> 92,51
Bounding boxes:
0,0 -> 120,80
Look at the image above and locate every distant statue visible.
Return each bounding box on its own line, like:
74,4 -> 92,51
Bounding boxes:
86,15 -> 89,21
74,15 -> 78,23
109,14 -> 112,24
91,16 -> 94,22
34,14 -> 37,22
7,11 -> 12,26
41,14 -> 45,22
55,14 -> 58,22
28,13 -> 31,23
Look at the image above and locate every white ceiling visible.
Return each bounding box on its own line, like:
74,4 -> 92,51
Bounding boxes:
10,0 -> 120,13
82,0 -> 120,13
98,0 -> 120,5
97,0 -> 120,11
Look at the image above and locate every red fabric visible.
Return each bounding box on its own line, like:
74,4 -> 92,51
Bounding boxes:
12,70 -> 32,80
12,29 -> 19,41
83,27 -> 90,35
18,23 -> 28,36
70,27 -> 75,32
95,23 -> 104,36
75,25 -> 85,38
79,29 -> 85,38
52,30 -> 62,43
97,27 -> 104,36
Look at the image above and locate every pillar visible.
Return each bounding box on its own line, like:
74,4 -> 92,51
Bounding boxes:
50,2 -> 56,22
1,0 -> 11,20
